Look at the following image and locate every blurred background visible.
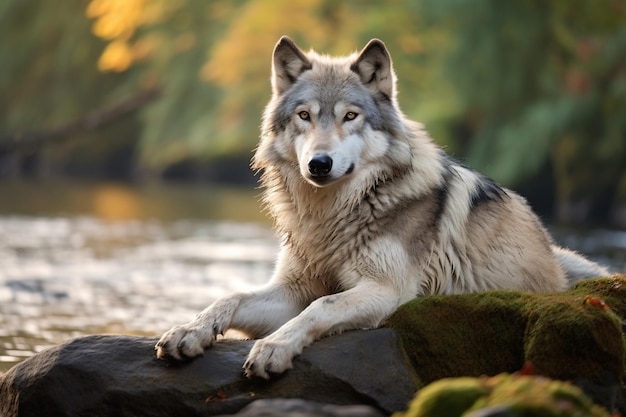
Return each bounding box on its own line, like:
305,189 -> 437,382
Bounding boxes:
0,0 -> 625,371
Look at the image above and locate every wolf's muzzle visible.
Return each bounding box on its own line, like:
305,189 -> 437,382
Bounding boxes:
308,154 -> 333,178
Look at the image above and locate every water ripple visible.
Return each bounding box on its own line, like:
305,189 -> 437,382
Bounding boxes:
0,215 -> 277,372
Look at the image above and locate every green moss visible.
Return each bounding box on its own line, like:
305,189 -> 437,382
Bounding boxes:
387,275 -> 626,388
568,277 -> 626,322
397,377 -> 489,417
395,374 -> 611,417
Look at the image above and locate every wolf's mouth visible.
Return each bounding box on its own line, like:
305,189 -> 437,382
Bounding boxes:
307,163 -> 355,187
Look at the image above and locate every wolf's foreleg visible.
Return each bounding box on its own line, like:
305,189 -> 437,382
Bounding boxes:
243,280 -> 400,379
155,284 -> 305,361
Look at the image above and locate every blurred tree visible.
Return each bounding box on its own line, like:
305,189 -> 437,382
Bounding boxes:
85,0 -> 436,173
1,0 -> 624,223
0,0 -> 150,177
416,0 -> 626,223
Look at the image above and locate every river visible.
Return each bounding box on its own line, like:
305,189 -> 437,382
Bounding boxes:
0,180 -> 624,372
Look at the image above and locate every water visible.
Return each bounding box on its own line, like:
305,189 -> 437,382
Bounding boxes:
0,180 -> 277,372
0,180 -> 625,373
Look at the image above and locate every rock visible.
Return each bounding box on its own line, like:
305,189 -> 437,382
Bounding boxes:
396,373 -> 612,417
0,328 -> 416,417
387,275 -> 626,412
219,398 -> 385,417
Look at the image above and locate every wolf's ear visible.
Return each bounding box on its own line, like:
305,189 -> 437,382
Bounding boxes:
351,39 -> 395,99
272,36 -> 312,95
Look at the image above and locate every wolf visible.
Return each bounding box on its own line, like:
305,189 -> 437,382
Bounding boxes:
155,36 -> 609,379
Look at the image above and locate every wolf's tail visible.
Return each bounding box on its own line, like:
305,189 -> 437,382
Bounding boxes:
551,245 -> 610,285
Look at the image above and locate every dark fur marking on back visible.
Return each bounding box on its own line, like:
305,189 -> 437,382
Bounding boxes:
470,174 -> 507,207
433,165 -> 453,225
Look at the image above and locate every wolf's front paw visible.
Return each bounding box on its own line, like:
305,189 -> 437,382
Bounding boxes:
155,324 -> 214,361
243,335 -> 299,379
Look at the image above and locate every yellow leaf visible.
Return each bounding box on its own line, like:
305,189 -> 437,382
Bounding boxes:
98,40 -> 133,72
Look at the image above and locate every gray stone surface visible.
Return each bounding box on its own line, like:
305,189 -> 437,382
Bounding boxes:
219,398 -> 385,417
0,328 -> 416,417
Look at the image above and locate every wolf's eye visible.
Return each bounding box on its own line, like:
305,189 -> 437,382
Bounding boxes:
344,112 -> 358,122
298,111 -> 310,121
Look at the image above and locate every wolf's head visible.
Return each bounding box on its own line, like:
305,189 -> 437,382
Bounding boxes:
254,37 -> 410,188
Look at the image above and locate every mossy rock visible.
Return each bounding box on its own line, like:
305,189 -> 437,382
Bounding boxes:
387,275 -> 626,392
395,373 -> 611,417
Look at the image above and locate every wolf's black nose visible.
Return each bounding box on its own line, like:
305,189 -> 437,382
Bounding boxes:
308,154 -> 333,177
309,154 -> 333,177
